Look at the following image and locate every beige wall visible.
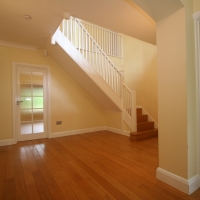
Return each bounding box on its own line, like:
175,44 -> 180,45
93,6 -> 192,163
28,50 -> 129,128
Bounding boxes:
181,0 -> 197,179
0,45 -> 106,140
193,0 -> 200,13
157,8 -> 188,178
105,111 -> 121,129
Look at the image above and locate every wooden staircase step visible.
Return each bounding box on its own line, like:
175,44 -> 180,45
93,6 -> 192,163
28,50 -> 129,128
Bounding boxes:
130,129 -> 158,141
137,114 -> 148,123
137,121 -> 154,131
136,108 -> 142,115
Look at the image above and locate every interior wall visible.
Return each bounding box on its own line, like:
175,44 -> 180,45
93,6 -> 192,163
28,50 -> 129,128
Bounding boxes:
181,0 -> 197,179
193,0 -> 200,13
106,111 -> 121,129
0,45 -> 106,140
157,8 -> 188,179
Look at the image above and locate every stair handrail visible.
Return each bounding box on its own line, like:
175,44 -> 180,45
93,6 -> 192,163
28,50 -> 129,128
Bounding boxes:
60,17 -> 122,97
79,19 -> 123,59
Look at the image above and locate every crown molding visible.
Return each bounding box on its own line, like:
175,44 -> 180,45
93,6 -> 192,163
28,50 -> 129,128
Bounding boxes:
0,40 -> 38,51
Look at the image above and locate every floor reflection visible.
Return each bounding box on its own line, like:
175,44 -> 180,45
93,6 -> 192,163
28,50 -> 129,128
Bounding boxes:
21,122 -> 44,134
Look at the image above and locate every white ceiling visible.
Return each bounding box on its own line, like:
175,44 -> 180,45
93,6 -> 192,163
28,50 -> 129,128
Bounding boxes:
0,0 -> 183,48
132,0 -> 184,22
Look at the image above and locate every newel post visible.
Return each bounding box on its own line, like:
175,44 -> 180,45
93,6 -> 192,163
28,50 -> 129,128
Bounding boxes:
51,34 -> 56,45
131,89 -> 137,132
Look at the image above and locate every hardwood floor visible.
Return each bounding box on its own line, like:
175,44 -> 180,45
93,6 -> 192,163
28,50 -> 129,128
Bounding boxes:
1,130 -> 200,199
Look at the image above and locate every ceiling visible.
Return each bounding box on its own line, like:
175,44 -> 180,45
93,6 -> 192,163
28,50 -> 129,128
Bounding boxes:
132,0 -> 184,22
0,0 -> 183,48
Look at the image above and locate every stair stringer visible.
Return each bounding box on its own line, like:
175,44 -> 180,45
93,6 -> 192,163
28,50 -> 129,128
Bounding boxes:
47,29 -> 122,111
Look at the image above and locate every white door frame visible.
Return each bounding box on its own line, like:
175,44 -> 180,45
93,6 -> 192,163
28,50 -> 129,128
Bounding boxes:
194,11 -> 200,182
12,62 -> 51,143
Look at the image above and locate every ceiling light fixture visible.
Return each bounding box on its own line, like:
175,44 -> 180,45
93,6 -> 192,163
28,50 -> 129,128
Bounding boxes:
24,15 -> 32,20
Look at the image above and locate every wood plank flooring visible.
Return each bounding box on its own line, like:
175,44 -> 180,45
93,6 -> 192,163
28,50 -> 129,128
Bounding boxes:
1,130 -> 200,200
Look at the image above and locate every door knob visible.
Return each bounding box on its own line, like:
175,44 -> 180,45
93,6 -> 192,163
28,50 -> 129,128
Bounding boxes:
17,100 -> 23,105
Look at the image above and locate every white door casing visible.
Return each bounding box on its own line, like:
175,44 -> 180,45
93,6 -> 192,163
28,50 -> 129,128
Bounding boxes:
12,62 -> 50,142
194,11 -> 200,183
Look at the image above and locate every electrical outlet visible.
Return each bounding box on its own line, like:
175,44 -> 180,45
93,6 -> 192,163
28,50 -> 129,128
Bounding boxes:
56,121 -> 62,125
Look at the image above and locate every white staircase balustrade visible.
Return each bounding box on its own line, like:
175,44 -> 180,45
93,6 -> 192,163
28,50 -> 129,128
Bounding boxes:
60,17 -> 122,97
80,20 -> 123,59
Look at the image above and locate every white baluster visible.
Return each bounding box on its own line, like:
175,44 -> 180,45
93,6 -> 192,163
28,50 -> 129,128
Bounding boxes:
62,20 -> 65,35
86,32 -> 88,60
82,28 -> 84,56
92,40 -> 94,68
78,21 -> 80,52
66,20 -> 69,38
74,18 -> 76,47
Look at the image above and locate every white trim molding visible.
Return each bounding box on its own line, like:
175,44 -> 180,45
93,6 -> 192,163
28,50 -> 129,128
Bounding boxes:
194,11 -> 200,186
0,40 -> 38,51
107,127 -> 130,137
50,127 -> 107,138
0,126 -> 130,146
157,168 -> 200,195
0,139 -> 16,147
50,126 -> 130,139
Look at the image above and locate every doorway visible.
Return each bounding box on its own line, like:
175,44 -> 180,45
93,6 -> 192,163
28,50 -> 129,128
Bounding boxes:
12,62 -> 50,142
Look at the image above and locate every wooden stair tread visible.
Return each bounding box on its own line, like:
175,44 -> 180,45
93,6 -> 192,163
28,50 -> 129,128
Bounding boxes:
137,121 -> 154,125
131,107 -> 158,141
137,114 -> 148,117
130,129 -> 158,135
130,129 -> 158,141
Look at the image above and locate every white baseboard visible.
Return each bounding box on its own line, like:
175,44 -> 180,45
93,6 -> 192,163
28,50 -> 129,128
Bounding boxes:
156,167 -> 200,194
0,126 -> 130,146
0,139 -> 16,147
137,105 -> 158,128
50,126 -> 107,138
50,126 -> 130,139
106,127 -> 130,136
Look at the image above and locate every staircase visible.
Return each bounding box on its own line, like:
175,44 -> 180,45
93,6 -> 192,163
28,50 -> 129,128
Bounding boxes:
130,108 -> 158,141
49,16 -> 157,138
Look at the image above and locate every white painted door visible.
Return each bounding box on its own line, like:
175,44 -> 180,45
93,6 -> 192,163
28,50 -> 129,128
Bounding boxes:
13,63 -> 50,141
